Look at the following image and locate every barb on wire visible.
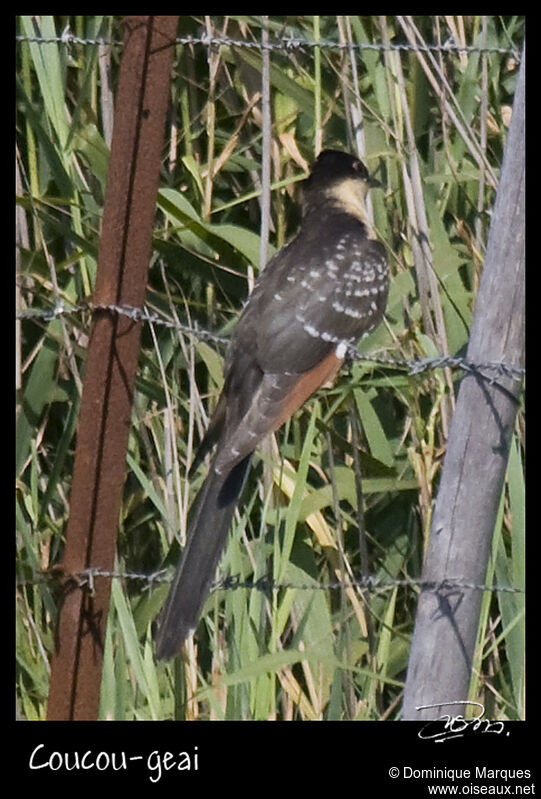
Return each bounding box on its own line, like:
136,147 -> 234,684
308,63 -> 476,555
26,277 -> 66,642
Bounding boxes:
17,566 -> 525,596
18,300 -> 525,383
15,31 -> 521,60
347,348 -> 525,384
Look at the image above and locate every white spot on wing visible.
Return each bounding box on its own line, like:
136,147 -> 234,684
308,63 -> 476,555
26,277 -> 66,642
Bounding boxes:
336,341 -> 347,359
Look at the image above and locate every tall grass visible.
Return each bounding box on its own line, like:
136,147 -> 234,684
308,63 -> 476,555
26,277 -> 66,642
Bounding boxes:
16,15 -> 524,720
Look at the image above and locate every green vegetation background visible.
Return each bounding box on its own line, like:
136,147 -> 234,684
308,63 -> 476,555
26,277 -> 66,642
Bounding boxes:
16,16 -> 524,720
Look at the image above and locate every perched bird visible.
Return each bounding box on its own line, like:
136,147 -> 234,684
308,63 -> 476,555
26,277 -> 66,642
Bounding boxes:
155,149 -> 389,660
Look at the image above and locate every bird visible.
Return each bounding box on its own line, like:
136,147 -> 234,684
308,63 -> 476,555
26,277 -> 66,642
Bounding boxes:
154,149 -> 389,660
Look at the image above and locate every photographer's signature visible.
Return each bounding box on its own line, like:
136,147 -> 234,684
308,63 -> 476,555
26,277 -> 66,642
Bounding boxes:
416,701 -> 509,743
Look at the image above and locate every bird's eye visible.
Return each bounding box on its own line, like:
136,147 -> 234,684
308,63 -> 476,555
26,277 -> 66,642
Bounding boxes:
353,160 -> 368,179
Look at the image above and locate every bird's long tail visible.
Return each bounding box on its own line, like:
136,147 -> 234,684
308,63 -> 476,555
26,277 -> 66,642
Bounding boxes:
154,453 -> 251,660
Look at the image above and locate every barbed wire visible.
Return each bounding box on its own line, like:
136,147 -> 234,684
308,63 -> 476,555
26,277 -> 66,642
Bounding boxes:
17,300 -> 229,346
16,566 -> 525,596
17,300 -> 525,383
15,30 -> 521,60
16,302 -> 525,601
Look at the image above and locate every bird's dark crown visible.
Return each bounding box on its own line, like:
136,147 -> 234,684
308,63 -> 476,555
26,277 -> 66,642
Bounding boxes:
306,149 -> 371,189
302,149 -> 378,227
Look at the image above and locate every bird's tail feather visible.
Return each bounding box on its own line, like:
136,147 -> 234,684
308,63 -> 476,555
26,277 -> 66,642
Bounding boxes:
154,454 -> 251,660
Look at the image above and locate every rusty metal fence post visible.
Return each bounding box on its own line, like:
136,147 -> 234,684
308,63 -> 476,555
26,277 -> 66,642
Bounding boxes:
47,16 -> 179,720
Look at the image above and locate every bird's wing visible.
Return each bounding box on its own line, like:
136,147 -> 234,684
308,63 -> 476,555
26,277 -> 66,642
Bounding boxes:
211,229 -> 388,473
253,229 -> 388,373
